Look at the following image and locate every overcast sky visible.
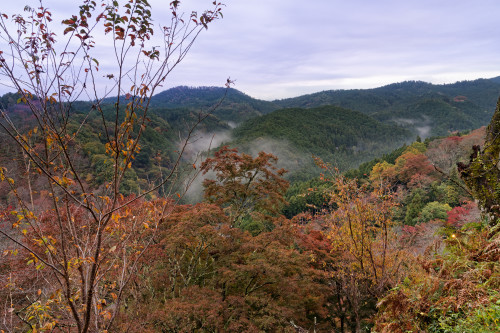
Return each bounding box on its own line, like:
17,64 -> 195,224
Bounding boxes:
1,0 -> 500,100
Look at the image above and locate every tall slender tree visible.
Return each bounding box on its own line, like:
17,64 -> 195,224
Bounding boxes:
0,1 -> 224,331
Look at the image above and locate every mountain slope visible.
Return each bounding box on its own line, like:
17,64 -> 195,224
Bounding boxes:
274,78 -> 500,112
103,77 -> 500,139
273,78 -> 500,137
150,86 -> 279,122
231,105 -> 410,180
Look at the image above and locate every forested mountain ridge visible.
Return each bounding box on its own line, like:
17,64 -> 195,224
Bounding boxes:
274,77 -> 500,112
133,78 -> 500,180
140,77 -> 500,139
273,77 -> 500,137
4,77 -> 495,140
231,105 -> 410,180
149,86 -> 279,122
4,77 -> 497,133
2,77 -> 499,183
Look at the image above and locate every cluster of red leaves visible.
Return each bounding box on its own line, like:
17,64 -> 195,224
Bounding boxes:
370,144 -> 439,190
397,152 -> 436,185
447,201 -> 480,228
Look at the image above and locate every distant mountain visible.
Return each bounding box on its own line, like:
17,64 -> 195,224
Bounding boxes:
150,86 -> 279,123
99,78 -> 500,138
273,77 -> 500,137
3,76 -> 499,184
231,105 -> 411,180
485,75 -> 500,85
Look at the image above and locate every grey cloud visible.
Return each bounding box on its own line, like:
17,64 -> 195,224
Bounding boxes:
1,0 -> 500,99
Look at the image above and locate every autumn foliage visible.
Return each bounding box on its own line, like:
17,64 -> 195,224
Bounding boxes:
0,0 -> 224,332
315,162 -> 408,332
1,1 -> 499,332
118,203 -> 327,332
201,146 -> 288,232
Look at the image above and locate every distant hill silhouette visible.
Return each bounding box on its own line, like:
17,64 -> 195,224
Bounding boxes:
150,86 -> 279,122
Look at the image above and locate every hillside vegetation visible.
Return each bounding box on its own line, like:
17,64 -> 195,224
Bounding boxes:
274,78 -> 500,137
150,86 -> 279,122
232,105 -> 410,179
2,79 -> 500,332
